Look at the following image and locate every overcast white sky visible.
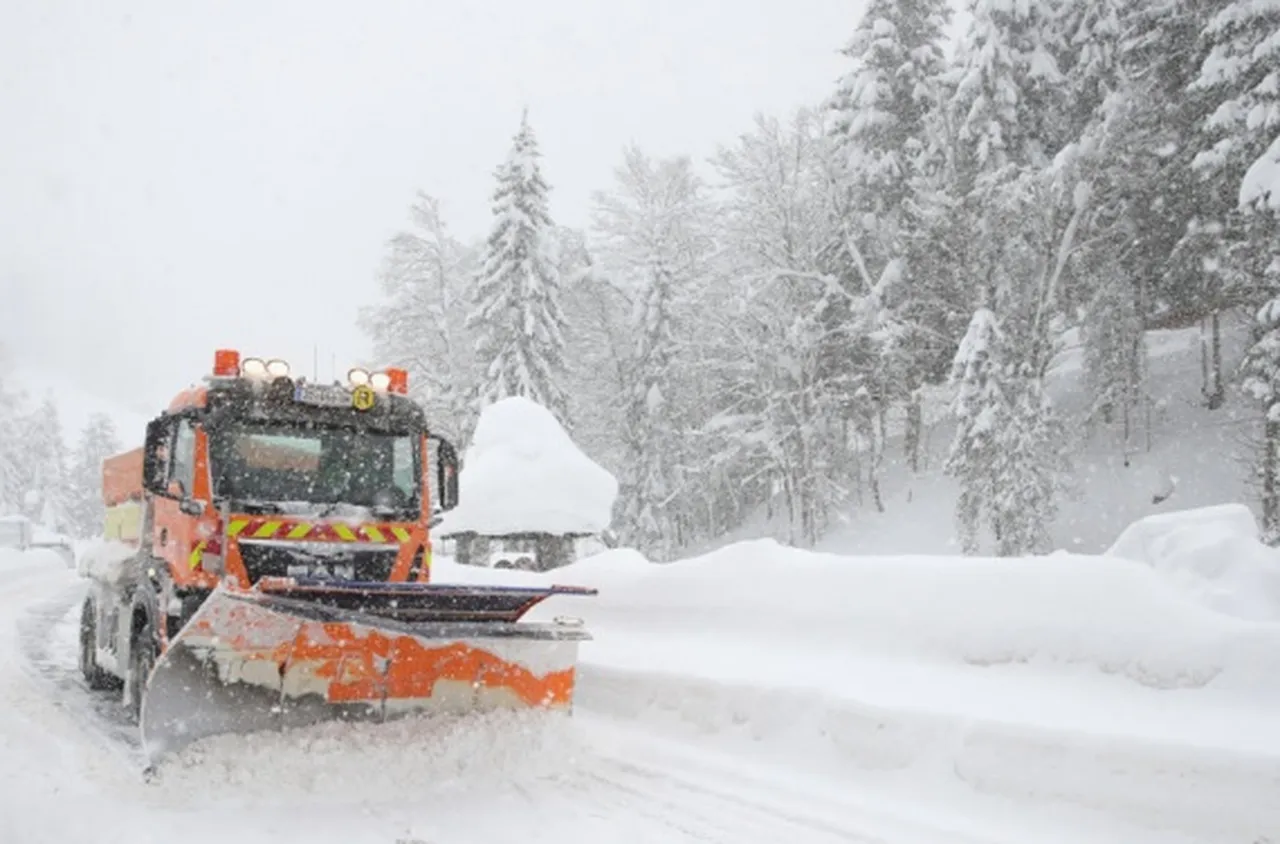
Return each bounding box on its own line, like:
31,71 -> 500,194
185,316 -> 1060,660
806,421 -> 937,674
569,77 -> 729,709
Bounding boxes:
1,0 -> 966,420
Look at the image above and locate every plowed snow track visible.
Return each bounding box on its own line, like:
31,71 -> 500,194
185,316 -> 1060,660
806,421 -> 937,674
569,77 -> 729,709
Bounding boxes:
0,561 -> 1242,844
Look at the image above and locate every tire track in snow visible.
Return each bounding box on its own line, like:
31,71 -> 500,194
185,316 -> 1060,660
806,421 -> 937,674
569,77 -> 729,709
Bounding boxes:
15,580 -> 147,768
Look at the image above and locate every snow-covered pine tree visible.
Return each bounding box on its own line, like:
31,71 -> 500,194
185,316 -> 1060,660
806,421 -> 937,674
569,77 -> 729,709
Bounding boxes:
65,413 -> 121,539
945,307 -> 1068,555
1191,0 -> 1280,217
1057,0 -> 1130,135
0,375 -> 25,516
467,110 -> 572,429
1063,85 -> 1154,446
828,0 -> 952,211
943,0 -> 1077,554
1080,246 -> 1146,436
1137,0 -> 1257,409
1241,294 -> 1280,540
1193,0 -> 1280,533
950,0 -> 1071,178
826,0 -> 954,477
946,308 -> 1007,554
16,396 -> 69,530
359,191 -> 479,441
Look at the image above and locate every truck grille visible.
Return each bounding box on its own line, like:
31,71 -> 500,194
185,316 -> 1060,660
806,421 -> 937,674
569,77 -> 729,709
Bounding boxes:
237,541 -> 398,584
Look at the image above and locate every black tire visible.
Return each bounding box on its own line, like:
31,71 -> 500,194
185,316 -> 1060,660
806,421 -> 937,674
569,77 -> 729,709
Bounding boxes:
78,598 -> 120,691
494,559 -> 513,569
127,615 -> 158,724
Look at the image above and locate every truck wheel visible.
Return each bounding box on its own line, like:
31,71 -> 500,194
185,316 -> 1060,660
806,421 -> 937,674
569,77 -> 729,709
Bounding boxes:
126,617 -> 158,723
78,598 -> 119,691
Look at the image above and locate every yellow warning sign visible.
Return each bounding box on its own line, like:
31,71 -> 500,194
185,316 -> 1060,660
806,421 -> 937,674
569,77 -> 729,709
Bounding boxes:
352,385 -> 376,411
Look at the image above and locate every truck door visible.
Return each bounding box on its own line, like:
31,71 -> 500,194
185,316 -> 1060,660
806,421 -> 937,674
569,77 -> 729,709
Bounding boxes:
151,418 -> 199,578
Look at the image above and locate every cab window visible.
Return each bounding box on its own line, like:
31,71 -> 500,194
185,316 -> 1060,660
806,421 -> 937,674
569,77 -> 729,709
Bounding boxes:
171,419 -> 197,496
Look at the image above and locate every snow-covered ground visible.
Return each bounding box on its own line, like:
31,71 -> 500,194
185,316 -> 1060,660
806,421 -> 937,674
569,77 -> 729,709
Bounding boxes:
4,501 -> 1279,843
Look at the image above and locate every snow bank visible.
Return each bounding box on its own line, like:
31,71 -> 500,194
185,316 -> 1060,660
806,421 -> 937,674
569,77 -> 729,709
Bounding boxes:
436,396 -> 618,536
438,536 -> 1280,700
436,527 -> 1280,840
1105,504 -> 1280,622
75,538 -> 137,584
0,547 -> 70,573
432,527 -> 1280,840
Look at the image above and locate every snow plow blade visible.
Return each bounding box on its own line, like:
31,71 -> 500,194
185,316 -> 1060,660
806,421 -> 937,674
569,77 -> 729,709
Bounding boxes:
139,578 -> 597,762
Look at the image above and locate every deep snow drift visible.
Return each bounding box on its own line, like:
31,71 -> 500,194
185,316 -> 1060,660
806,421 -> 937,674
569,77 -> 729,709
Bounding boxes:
436,395 -> 618,537
1105,503 -> 1280,622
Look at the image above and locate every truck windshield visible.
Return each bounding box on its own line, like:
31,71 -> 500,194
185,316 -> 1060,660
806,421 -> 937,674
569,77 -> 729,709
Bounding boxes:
209,423 -> 420,517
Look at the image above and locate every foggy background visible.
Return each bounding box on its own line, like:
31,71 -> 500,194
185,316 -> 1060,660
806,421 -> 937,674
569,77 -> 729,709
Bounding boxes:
2,0 -> 968,413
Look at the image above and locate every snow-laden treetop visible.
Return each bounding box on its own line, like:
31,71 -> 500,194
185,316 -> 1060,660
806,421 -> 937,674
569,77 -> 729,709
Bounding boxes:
436,395 -> 618,537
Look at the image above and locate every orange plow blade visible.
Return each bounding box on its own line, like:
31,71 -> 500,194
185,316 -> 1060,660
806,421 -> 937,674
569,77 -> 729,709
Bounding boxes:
139,579 -> 596,761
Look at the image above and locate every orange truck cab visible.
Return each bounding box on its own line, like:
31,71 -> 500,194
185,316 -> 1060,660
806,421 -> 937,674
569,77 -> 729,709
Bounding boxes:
79,349 -> 461,718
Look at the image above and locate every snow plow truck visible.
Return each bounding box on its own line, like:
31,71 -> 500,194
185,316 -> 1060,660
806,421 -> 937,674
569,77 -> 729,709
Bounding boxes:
78,349 -> 597,762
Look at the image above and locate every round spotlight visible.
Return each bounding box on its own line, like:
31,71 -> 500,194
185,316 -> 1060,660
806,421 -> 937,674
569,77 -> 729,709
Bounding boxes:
370,371 -> 392,391
241,357 -> 268,378
266,359 -> 290,378
347,367 -> 371,386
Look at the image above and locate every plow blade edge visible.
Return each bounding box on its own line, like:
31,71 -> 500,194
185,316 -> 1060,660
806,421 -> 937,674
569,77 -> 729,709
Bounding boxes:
139,579 -> 596,761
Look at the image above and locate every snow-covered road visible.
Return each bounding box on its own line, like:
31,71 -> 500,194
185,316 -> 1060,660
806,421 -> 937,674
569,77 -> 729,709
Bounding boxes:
0,558 -> 1028,844
3,548 -> 1276,843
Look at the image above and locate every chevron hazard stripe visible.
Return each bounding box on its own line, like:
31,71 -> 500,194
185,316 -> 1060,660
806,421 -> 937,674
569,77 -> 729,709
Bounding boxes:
225,517 -> 412,543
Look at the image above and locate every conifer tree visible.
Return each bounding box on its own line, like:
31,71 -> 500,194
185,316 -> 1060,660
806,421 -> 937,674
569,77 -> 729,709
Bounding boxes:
17,396 -> 69,530
467,110 -> 572,428
0,377 -> 24,516
943,1 -> 1076,555
945,307 -> 1067,555
826,0 -> 954,475
65,414 -> 121,539
1191,0 -> 1280,216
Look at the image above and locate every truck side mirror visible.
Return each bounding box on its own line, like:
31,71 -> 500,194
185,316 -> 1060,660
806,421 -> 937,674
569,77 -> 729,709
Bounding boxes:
142,417 -> 172,496
434,436 -> 459,511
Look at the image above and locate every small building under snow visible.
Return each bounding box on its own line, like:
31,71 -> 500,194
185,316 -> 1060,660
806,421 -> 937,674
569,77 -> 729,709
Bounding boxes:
435,396 -> 618,571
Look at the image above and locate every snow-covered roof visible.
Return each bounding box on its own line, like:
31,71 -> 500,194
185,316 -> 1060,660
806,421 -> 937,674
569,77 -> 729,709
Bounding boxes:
436,396 -> 617,538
